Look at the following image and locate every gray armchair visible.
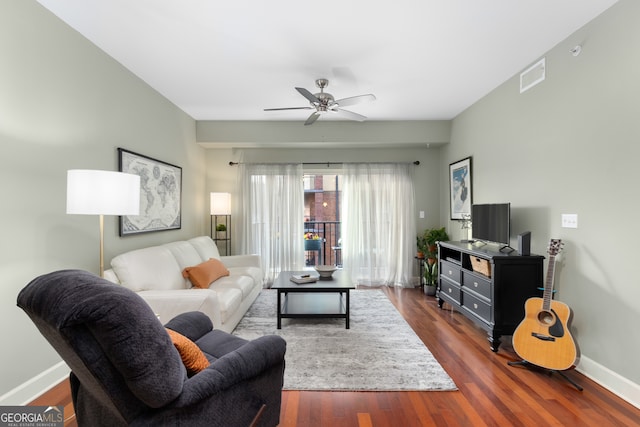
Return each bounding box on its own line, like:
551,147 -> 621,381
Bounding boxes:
17,270 -> 286,427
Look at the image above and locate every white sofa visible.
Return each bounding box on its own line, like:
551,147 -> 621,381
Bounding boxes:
103,236 -> 263,333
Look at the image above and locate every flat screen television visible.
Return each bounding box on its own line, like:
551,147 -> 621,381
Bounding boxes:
471,203 -> 511,245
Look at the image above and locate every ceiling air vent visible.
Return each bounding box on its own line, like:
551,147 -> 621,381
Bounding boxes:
520,57 -> 546,93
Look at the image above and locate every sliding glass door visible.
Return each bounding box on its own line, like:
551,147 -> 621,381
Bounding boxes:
303,173 -> 342,267
238,163 -> 304,284
341,163 -> 416,287
238,163 -> 416,287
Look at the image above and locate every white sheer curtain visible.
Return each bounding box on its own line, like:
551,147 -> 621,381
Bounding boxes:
237,163 -> 304,285
341,163 -> 416,287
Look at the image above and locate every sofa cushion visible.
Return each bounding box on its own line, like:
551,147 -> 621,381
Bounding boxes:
182,258 -> 230,289
209,287 -> 242,324
188,236 -> 221,261
213,275 -> 255,300
111,246 -> 186,292
139,289 -> 222,330
165,328 -> 210,376
163,241 -> 203,270
227,266 -> 264,288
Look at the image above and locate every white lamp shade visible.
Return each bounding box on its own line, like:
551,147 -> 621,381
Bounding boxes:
67,170 -> 141,215
210,192 -> 231,215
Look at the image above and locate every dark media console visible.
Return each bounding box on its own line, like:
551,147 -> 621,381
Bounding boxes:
437,241 -> 544,352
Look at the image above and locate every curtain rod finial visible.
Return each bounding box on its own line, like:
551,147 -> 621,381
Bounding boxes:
414,161 -> 420,165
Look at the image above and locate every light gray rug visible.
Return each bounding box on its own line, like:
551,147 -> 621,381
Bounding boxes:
232,289 -> 457,391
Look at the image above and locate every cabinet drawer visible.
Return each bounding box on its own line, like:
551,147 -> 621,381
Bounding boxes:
462,290 -> 491,323
462,271 -> 492,300
440,260 -> 461,284
439,277 -> 461,304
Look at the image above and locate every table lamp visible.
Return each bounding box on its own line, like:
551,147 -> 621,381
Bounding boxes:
67,170 -> 140,277
210,192 -> 231,254
210,192 -> 231,216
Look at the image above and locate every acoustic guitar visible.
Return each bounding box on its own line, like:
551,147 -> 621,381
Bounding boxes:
512,239 -> 578,371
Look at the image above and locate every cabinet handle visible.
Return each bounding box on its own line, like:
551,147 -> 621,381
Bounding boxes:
473,303 -> 478,309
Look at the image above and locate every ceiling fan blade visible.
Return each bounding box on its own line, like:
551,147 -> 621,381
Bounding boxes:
296,87 -> 320,104
264,106 -> 313,111
334,94 -> 376,108
304,111 -> 321,126
331,108 -> 367,122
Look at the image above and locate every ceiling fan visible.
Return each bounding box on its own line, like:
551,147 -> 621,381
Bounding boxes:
264,78 -> 376,125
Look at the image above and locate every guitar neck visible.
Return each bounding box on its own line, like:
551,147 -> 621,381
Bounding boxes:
542,254 -> 556,310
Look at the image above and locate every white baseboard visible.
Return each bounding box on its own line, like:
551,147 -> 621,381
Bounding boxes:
0,362 -> 70,406
577,355 -> 640,409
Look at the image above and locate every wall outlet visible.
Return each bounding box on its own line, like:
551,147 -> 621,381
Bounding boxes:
419,211 -> 425,219
562,214 -> 578,228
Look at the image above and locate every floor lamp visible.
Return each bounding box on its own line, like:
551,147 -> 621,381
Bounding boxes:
67,170 -> 140,277
210,192 -> 231,255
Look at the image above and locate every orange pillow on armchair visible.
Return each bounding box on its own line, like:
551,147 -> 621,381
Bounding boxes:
165,328 -> 210,376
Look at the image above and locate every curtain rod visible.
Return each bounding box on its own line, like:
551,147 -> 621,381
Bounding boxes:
228,161 -> 420,166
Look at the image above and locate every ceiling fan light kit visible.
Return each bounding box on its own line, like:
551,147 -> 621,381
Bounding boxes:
265,78 -> 376,125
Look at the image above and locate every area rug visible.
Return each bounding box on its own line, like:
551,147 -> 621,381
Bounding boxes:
232,289 -> 457,391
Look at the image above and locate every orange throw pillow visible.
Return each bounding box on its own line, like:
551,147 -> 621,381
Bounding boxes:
166,328 -> 210,376
182,258 -> 230,289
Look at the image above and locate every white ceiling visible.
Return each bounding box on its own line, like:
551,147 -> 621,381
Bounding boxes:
37,0 -> 618,122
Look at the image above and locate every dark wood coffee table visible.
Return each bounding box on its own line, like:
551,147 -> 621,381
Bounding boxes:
271,270 -> 355,329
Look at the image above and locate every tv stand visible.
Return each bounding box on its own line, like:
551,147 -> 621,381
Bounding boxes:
437,241 -> 544,352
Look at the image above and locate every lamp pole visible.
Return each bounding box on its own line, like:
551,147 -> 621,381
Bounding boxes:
99,214 -> 105,277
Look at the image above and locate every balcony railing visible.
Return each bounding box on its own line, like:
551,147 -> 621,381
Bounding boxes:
304,220 -> 341,267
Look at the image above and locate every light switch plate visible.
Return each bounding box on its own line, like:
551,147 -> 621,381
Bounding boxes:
562,214 -> 578,228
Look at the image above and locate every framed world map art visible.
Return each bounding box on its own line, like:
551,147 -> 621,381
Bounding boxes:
118,148 -> 182,235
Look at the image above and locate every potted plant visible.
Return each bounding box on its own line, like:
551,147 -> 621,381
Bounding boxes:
304,232 -> 322,251
216,223 -> 227,239
416,234 -> 427,259
422,227 -> 449,295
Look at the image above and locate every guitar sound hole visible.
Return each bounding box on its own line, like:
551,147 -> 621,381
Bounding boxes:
537,310 -> 555,325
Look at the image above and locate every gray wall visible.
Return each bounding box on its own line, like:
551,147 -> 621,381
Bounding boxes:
444,0 -> 640,387
0,1 -> 205,399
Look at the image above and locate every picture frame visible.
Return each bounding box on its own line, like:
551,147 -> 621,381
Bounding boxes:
118,148 -> 182,235
449,156 -> 472,220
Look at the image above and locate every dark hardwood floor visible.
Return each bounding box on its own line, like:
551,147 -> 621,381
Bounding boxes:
29,379 -> 77,426
31,287 -> 640,426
